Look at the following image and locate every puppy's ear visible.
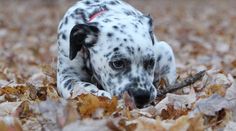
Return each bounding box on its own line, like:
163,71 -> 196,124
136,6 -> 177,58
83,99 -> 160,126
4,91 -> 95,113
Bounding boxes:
69,24 -> 99,60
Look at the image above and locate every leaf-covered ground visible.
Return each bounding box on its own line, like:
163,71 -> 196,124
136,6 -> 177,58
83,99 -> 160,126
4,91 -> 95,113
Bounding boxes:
0,0 -> 236,130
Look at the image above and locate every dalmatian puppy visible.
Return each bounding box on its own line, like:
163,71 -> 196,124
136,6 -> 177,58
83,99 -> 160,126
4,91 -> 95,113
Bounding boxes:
57,0 -> 176,108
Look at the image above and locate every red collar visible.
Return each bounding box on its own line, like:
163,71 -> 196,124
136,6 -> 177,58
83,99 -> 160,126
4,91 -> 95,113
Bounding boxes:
88,9 -> 107,22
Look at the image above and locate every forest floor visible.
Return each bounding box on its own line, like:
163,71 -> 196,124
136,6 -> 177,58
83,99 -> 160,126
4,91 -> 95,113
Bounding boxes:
0,0 -> 236,130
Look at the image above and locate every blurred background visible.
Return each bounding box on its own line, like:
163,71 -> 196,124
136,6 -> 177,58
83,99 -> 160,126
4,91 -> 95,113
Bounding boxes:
0,0 -> 236,83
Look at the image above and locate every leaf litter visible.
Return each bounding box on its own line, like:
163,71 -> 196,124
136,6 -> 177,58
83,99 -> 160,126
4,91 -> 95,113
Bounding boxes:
0,0 -> 236,130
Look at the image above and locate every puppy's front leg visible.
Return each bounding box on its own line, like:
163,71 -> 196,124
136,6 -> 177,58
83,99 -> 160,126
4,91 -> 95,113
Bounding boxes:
57,58 -> 111,99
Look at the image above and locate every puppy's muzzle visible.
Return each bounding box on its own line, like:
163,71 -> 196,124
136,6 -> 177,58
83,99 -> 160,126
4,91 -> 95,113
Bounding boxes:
128,88 -> 151,108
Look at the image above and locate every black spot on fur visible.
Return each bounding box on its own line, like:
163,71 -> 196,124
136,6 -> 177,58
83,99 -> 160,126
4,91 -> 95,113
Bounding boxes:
132,77 -> 140,83
60,49 -> 68,57
149,31 -> 155,45
72,72 -> 80,76
104,52 -> 112,58
61,67 -> 74,74
113,25 -> 119,30
121,24 -> 126,28
126,46 -> 134,55
103,19 -> 112,23
84,83 -> 90,87
64,79 -> 72,89
74,8 -> 84,14
161,65 -> 170,74
80,12 -> 87,22
113,47 -> 119,52
67,84 -> 72,90
138,19 -> 143,25
84,1 -> 91,5
168,56 -> 172,62
109,1 -> 117,5
120,30 -> 124,34
62,33 -> 67,40
64,16 -> 68,24
157,55 -> 162,62
123,38 -> 127,42
107,32 -> 113,37
59,23 -> 63,29
91,89 -> 97,93
124,11 -> 135,16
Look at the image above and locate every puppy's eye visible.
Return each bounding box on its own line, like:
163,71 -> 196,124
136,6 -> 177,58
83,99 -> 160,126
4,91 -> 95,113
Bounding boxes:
109,59 -> 127,70
144,59 -> 155,70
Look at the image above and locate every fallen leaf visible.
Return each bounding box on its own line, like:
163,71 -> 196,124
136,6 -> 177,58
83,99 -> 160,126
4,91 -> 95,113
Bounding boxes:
62,119 -> 110,131
155,88 -> 196,114
224,121 -> 236,131
0,116 -> 23,131
190,94 -> 230,116
76,94 -> 117,118
169,115 -> 189,131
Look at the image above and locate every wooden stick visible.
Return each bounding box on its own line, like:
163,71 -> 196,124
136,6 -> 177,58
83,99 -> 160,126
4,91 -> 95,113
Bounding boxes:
156,70 -> 206,97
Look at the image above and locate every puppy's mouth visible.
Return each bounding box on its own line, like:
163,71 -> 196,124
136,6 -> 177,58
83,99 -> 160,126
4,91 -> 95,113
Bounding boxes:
123,92 -> 151,109
122,88 -> 152,109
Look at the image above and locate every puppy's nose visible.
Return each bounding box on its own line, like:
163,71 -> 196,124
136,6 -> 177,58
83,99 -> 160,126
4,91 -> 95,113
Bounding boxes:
128,88 -> 150,108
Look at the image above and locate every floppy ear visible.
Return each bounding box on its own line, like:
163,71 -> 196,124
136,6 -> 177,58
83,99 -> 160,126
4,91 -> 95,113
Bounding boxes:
69,24 -> 100,60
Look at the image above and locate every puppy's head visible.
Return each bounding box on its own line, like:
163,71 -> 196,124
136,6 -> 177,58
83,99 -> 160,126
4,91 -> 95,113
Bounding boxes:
69,16 -> 158,108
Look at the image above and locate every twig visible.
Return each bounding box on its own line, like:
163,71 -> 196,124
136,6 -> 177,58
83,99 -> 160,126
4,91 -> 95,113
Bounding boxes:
156,70 -> 206,97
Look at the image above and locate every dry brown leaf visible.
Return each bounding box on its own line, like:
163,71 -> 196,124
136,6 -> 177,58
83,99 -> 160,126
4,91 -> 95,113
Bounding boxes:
0,85 -> 28,96
205,84 -> 226,96
0,116 -> 23,131
191,94 -> 230,116
46,85 -> 60,100
160,104 -> 188,120
224,121 -> 236,131
106,120 -> 123,131
62,119 -> 110,131
64,101 -> 80,126
155,88 -> 196,115
76,94 -> 117,118
188,114 -> 205,131
99,96 -> 118,115
76,94 -> 100,118
0,102 -> 23,117
13,101 -> 32,119
225,80 -> 236,121
123,92 -> 136,110
36,86 -> 47,101
169,115 -> 189,131
129,117 -> 166,131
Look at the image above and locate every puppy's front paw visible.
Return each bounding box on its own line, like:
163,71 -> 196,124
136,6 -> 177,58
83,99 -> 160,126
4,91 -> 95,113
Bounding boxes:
70,82 -> 111,99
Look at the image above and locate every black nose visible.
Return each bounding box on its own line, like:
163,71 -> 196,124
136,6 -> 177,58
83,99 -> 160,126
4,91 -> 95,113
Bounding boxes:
128,88 -> 150,108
